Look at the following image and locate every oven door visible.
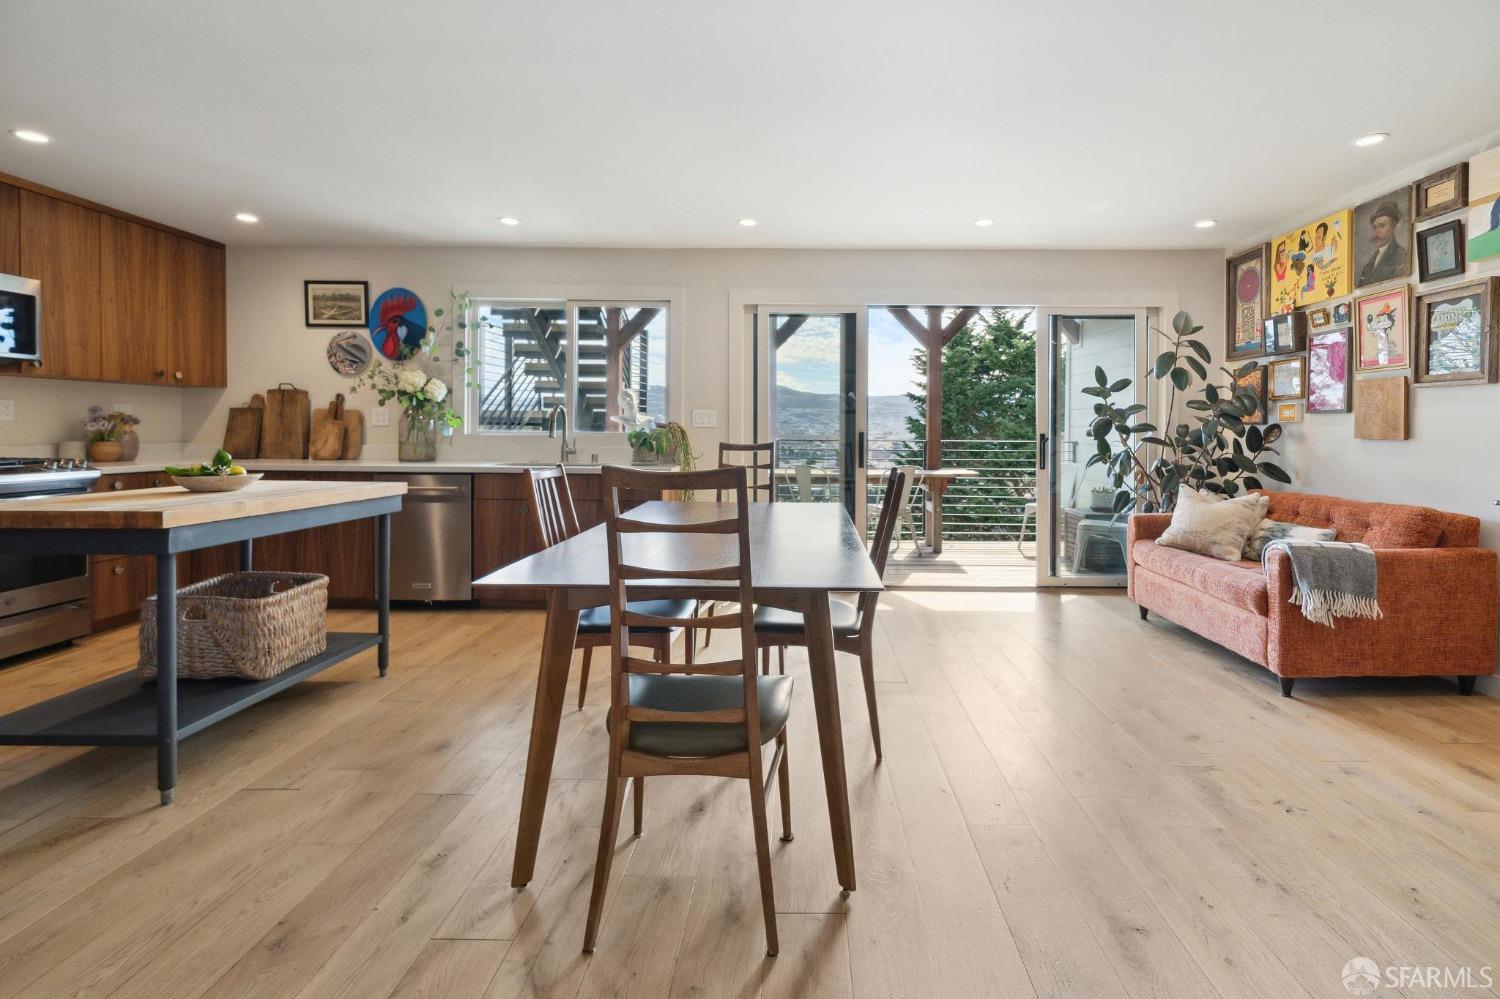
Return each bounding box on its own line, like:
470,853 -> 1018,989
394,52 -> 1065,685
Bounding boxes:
0,551 -> 90,618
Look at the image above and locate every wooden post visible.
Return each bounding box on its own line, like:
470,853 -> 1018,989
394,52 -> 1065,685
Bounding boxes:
924,307 -> 943,470
604,308 -> 624,425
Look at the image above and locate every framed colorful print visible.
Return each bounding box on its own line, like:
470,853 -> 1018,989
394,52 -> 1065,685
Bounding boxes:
1467,146 -> 1500,264
1355,376 -> 1410,441
1415,162 -> 1468,222
1354,285 -> 1410,371
1413,278 -> 1500,387
1308,307 -> 1331,329
1263,311 -> 1307,355
326,331 -> 372,376
1353,187 -> 1414,290
304,280 -> 369,327
367,287 -> 428,360
1331,300 -> 1351,326
1226,244 -> 1269,360
1270,210 -> 1353,312
1417,219 -> 1465,283
1307,329 -> 1351,413
1233,364 -> 1267,424
1268,356 -> 1305,399
1275,401 -> 1302,423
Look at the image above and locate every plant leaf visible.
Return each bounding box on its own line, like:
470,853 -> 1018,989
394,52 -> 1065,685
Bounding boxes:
1184,339 -> 1212,361
1170,367 -> 1191,391
1095,365 -> 1108,388
1258,461 -> 1292,483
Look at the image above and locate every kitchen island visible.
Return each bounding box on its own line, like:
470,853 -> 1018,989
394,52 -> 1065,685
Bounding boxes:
0,479 -> 405,804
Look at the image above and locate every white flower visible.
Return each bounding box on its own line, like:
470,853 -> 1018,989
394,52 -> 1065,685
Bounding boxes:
396,368 -> 428,394
422,377 -> 448,403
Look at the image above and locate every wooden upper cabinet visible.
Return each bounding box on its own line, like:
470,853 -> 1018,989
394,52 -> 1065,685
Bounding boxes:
0,182 -> 19,274
100,215 -> 172,383
171,237 -> 226,386
17,190 -> 102,380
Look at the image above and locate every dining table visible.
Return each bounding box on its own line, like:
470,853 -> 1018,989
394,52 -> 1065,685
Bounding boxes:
475,499 -> 883,893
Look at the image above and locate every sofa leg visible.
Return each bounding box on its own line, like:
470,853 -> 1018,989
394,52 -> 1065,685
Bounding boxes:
1137,606 -> 1149,621
1458,676 -> 1476,696
1279,677 -> 1295,698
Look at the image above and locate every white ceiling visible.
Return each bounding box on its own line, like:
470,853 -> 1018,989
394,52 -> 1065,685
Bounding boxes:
4,0 -> 1500,250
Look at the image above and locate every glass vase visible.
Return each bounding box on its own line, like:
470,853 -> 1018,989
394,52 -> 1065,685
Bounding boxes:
399,412 -> 438,462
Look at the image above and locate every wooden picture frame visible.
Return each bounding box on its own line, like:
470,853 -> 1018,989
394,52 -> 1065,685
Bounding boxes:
1233,364 -> 1267,424
304,280 -> 370,328
1262,311 -> 1307,355
1355,376 -> 1410,440
1226,244 -> 1269,360
1354,284 -> 1410,371
1308,307 -> 1331,329
1353,186 -> 1415,291
1275,401 -> 1302,423
1414,162 -> 1469,222
1268,356 -> 1305,400
1413,277 -> 1500,386
1307,328 -> 1352,413
1417,219 -> 1466,283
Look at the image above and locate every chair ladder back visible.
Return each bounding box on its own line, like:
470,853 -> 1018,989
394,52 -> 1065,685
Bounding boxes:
602,466 -> 761,736
525,464 -> 581,549
716,440 -> 778,502
869,467 -> 910,578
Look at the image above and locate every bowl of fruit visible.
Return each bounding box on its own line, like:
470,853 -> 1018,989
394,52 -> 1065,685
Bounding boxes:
166,451 -> 261,492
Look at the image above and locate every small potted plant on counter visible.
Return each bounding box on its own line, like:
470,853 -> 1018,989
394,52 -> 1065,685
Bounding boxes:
82,406 -> 140,463
626,421 -> 698,470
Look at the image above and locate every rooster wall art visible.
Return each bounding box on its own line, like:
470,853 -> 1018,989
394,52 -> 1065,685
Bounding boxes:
367,287 -> 427,360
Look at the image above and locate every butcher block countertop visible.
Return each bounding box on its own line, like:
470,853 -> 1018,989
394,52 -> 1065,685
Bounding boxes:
0,479 -> 408,531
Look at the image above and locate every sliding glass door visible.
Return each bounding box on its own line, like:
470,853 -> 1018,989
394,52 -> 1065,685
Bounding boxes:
753,308 -> 868,528
1034,308 -> 1149,586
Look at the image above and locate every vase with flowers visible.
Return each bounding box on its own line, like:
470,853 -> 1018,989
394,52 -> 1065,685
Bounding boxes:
82,407 -> 141,463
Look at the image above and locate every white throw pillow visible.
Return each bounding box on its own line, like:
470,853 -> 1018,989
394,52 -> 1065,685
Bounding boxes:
1241,518 -> 1337,560
1155,487 -> 1269,562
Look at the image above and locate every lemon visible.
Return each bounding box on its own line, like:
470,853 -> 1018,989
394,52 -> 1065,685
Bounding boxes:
229,465 -> 247,475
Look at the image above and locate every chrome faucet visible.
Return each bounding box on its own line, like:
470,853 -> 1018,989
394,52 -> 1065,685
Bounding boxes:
547,404 -> 577,464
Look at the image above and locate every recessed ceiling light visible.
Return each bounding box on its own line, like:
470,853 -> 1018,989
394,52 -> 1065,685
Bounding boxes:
974,218 -> 995,227
234,212 -> 259,224
1353,132 -> 1388,148
737,218 -> 758,227
10,129 -> 50,144
1195,219 -> 1217,229
498,216 -> 520,226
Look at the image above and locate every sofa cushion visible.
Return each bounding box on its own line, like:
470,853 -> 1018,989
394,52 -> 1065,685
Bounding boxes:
1132,540 -> 1268,615
1156,487 -> 1269,561
1258,491 -> 1453,548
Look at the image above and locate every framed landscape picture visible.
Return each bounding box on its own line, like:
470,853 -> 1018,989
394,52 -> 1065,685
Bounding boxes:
305,281 -> 369,327
1467,146 -> 1500,264
1268,356 -> 1305,399
1276,401 -> 1302,423
1270,210 -> 1352,313
1417,220 -> 1465,283
1308,307 -> 1331,329
1226,244 -> 1269,360
1307,329 -> 1351,413
1353,187 -> 1414,290
1355,285 -> 1410,371
1415,162 -> 1468,222
1233,364 -> 1267,424
1414,278 -> 1500,386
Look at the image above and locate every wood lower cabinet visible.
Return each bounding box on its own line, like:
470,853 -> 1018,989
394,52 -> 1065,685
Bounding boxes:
90,472 -> 183,631
473,497 -> 543,608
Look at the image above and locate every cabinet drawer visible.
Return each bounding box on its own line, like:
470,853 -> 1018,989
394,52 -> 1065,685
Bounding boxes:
473,472 -> 528,501
95,472 -> 171,492
91,557 -> 142,626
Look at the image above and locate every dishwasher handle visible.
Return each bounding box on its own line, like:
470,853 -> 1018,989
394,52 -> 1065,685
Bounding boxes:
404,486 -> 469,500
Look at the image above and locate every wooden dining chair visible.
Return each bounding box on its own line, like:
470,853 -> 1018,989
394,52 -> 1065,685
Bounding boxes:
585,465 -> 792,957
523,465 -> 695,710
701,440 -> 778,648
752,467 -> 907,762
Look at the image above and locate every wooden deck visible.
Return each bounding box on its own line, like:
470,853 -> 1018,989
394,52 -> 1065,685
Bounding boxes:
883,539 -> 1039,588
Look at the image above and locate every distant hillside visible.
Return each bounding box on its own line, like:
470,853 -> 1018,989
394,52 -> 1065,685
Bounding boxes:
772,386 -> 916,442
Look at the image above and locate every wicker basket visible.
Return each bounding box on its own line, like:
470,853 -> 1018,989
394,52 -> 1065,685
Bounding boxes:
138,572 -> 329,681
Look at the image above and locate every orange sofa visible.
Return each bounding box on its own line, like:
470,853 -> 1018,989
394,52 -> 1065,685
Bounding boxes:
1127,490 -> 1496,696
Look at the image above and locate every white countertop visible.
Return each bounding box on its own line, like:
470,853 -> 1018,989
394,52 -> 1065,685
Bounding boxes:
88,457 -> 671,476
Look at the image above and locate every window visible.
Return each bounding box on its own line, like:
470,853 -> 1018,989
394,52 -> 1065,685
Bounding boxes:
470,299 -> 669,433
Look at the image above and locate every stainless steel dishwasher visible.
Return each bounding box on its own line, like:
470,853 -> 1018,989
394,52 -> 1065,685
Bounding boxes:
374,473 -> 473,601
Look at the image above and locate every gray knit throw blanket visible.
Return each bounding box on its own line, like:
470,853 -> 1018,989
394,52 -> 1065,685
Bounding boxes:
1261,538 -> 1383,627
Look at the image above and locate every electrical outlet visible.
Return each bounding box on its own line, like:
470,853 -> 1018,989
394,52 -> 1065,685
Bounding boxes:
0,399 -> 14,422
371,407 -> 391,427
110,403 -> 134,415
691,409 -> 716,428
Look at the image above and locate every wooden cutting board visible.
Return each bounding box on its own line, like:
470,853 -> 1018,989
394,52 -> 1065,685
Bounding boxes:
309,394 -> 346,460
222,402 -> 263,458
261,383 -> 311,459
341,407 -> 365,459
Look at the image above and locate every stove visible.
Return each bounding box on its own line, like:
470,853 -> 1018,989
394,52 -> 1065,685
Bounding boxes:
0,457 -> 102,497
0,457 -> 102,659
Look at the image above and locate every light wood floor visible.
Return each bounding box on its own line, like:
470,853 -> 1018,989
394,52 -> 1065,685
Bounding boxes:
1,594 -> 1498,998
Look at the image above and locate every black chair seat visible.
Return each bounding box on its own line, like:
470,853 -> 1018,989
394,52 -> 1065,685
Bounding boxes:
753,598 -> 861,637
578,598 -> 698,634
606,674 -> 794,758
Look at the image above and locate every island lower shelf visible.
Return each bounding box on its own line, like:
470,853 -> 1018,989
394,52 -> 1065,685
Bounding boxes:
0,632 -> 382,746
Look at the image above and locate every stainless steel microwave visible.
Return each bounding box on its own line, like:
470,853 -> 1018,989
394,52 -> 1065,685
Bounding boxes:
0,272 -> 41,363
